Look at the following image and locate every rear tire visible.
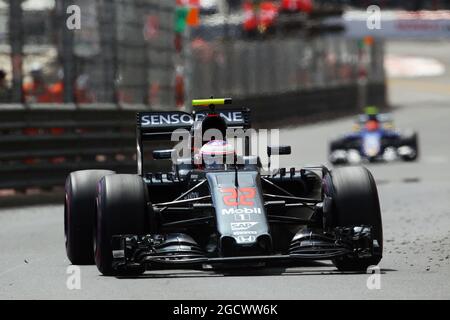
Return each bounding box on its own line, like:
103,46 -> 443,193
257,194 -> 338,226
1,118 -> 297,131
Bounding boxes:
65,170 -> 115,265
95,174 -> 155,276
324,166 -> 383,271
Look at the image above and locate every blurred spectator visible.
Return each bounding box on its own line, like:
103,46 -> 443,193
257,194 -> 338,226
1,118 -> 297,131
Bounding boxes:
48,69 -> 64,103
280,0 -> 313,14
191,37 -> 214,62
243,1 -> 258,35
23,63 -> 52,103
243,0 -> 279,36
22,64 -> 66,164
48,72 -> 94,104
74,74 -> 94,103
259,0 -> 279,33
0,69 -> 11,103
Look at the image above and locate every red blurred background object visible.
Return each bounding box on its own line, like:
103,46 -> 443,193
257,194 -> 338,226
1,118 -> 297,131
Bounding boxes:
281,0 -> 313,13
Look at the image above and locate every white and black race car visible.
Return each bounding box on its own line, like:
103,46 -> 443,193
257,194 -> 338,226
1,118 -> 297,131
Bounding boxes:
65,98 -> 383,276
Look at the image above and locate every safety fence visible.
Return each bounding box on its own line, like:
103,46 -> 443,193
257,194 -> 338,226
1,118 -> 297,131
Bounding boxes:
0,0 -> 176,106
1,1 -> 385,109
189,35 -> 385,99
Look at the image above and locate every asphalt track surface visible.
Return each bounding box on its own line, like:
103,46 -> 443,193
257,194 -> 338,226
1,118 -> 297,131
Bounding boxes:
1,40 -> 449,299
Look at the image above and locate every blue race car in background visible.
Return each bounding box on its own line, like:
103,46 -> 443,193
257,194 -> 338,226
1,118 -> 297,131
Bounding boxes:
329,107 -> 419,165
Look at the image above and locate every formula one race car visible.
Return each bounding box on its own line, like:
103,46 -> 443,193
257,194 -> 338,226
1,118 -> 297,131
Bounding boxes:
329,107 -> 419,165
65,98 -> 383,276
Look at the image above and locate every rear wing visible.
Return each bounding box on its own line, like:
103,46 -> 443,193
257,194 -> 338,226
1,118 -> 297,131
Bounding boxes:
136,108 -> 251,176
137,108 -> 251,141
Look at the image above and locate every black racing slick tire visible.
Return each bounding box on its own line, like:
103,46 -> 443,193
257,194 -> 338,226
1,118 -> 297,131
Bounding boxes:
401,132 -> 419,161
324,166 -> 383,271
95,174 -> 155,276
65,170 -> 115,265
328,138 -> 348,165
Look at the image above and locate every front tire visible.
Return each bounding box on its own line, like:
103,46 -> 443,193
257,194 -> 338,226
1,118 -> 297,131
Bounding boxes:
65,170 -> 115,265
324,166 -> 383,271
95,174 -> 154,276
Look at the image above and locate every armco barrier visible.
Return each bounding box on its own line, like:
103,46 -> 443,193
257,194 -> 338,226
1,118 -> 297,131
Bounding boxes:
0,82 -> 386,205
0,104 -> 139,191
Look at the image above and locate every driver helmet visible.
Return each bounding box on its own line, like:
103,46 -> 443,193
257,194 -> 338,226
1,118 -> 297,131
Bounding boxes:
364,106 -> 379,121
199,140 -> 235,170
365,120 -> 380,132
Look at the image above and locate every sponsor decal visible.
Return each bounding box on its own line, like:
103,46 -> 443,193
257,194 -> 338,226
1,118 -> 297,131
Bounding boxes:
141,113 -> 193,127
140,111 -> 245,128
175,245 -> 192,252
222,207 -> 262,215
233,231 -> 258,236
195,111 -> 244,124
231,222 -> 258,231
221,187 -> 256,206
236,235 -> 256,243
234,214 -> 251,221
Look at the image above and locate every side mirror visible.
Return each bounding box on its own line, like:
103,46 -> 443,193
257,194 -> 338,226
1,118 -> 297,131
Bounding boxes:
152,149 -> 174,160
267,145 -> 291,156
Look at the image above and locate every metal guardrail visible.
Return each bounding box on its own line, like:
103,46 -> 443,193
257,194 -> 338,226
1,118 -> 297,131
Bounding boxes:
0,104 -> 175,192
